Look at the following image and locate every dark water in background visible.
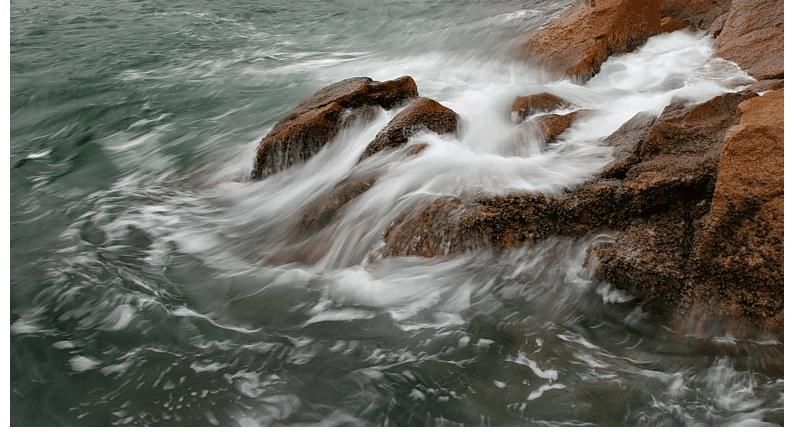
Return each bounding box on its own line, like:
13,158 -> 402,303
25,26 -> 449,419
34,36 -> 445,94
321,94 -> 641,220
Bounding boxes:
10,0 -> 783,426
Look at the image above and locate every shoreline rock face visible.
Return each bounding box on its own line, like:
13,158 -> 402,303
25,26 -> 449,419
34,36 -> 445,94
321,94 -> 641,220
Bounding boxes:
715,0 -> 784,80
515,0 -> 662,81
679,89 -> 784,335
250,76 -> 418,179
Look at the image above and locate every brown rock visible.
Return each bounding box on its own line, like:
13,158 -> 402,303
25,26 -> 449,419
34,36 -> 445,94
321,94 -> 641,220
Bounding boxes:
299,174 -> 378,231
384,194 -> 559,257
707,12 -> 729,37
680,89 -> 784,335
587,208 -> 692,309
359,97 -> 459,161
407,143 -> 430,157
515,0 -> 662,81
661,0 -> 731,29
715,0 -> 783,80
534,110 -> 590,143
599,112 -> 657,179
746,79 -> 784,94
251,76 -> 418,179
659,16 -> 691,33
617,92 -> 756,209
510,93 -> 571,123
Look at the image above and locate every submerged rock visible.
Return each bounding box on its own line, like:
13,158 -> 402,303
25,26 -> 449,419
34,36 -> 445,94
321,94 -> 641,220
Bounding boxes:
510,92 -> 572,123
715,0 -> 784,80
515,0 -> 662,81
359,97 -> 459,161
251,76 -> 418,179
299,174 -> 378,231
533,110 -> 590,143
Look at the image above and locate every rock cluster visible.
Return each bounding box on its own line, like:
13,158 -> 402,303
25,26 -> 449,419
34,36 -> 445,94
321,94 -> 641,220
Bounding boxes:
250,0 -> 784,336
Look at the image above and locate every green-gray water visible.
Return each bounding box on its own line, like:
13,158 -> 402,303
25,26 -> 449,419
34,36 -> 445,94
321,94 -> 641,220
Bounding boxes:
11,0 -> 783,426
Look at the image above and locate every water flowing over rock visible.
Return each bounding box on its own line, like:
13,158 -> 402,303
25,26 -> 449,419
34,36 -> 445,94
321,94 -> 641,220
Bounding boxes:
299,174 -> 379,232
515,0 -> 662,81
533,110 -> 590,143
359,97 -> 459,160
250,76 -> 418,179
510,92 -> 572,123
715,0 -> 784,80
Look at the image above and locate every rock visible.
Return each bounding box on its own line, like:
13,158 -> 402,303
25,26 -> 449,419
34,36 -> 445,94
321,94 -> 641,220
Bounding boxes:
383,194 -> 558,257
707,12 -> 729,37
659,16 -> 691,33
746,79 -> 784,94
359,97 -> 459,161
587,208 -> 692,310
533,110 -> 589,143
407,143 -> 430,157
617,92 -> 756,210
599,112 -> 657,179
515,0 -> 662,81
383,89 -> 785,335
251,76 -> 418,179
510,93 -> 571,123
681,89 -> 784,335
715,0 -> 783,80
660,0 -> 731,29
299,174 -> 378,231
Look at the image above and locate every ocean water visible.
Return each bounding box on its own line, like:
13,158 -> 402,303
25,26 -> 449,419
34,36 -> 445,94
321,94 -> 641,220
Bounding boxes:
10,0 -> 783,426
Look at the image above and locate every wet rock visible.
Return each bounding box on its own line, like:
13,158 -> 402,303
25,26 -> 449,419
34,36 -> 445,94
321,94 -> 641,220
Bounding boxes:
598,112 -> 657,180
406,143 -> 430,157
660,0 -> 731,29
383,194 -> 558,257
515,0 -> 662,81
533,110 -> 590,143
509,93 -> 571,123
615,92 -> 756,212
299,174 -> 378,231
586,92 -> 755,310
707,12 -> 729,37
659,16 -> 691,33
587,208 -> 692,308
715,0 -> 783,80
746,79 -> 784,94
681,89 -> 784,335
359,97 -> 459,161
251,76 -> 418,179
